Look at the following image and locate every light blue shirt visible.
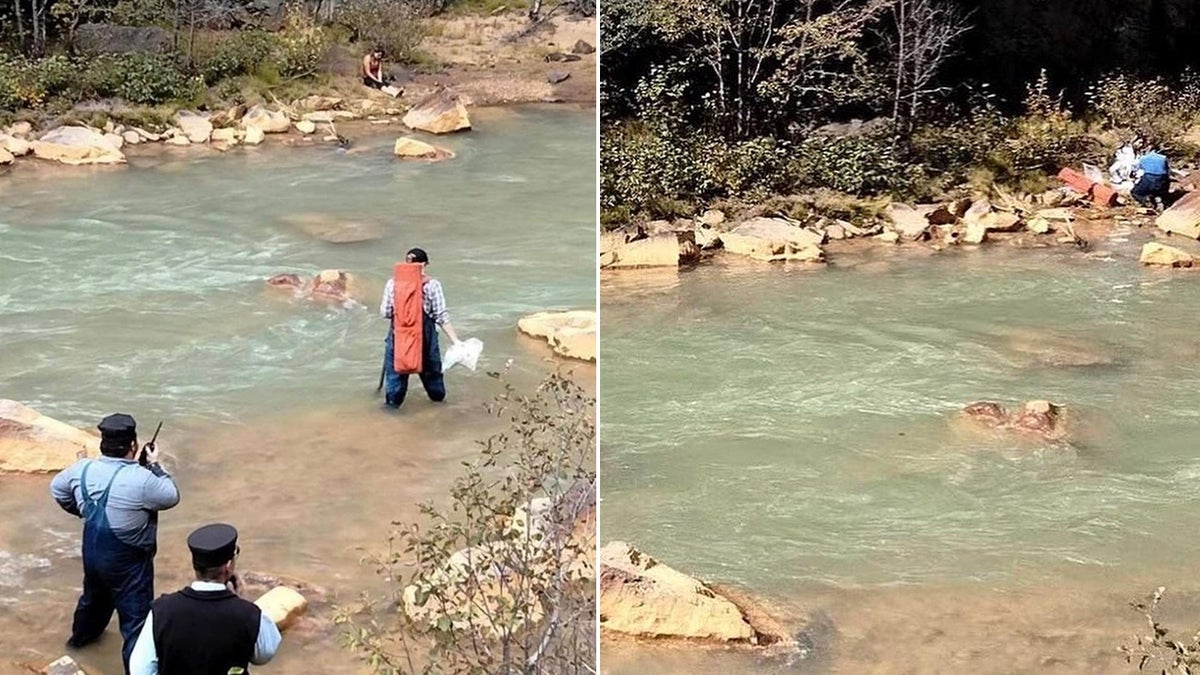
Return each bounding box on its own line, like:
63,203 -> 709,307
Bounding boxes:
1139,151 -> 1169,176
128,581 -> 283,674
50,456 -> 179,551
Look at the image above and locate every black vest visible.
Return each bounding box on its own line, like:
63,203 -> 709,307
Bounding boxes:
152,586 -> 262,675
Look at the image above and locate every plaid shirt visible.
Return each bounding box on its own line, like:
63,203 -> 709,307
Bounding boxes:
380,277 -> 448,325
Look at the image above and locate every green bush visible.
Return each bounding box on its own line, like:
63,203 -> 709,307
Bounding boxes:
197,31 -> 276,85
0,54 -> 79,110
793,132 -> 920,196
336,0 -> 428,64
273,6 -> 330,78
83,53 -> 195,104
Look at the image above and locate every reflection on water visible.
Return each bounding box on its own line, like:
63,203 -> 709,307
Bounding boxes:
0,107 -> 595,673
601,239 -> 1200,671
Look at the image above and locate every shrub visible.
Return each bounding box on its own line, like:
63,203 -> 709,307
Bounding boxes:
793,131 -> 921,196
273,5 -> 330,78
197,31 -> 276,85
0,54 -> 78,109
83,53 -> 195,104
336,0 -> 428,64
335,372 -> 596,674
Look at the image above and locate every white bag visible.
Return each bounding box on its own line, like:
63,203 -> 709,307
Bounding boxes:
442,338 -> 483,372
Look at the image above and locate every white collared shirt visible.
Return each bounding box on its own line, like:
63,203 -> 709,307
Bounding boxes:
128,581 -> 283,675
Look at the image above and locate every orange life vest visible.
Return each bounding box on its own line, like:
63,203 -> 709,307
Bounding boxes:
392,263 -> 424,374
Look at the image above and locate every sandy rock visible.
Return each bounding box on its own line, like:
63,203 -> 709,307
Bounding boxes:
175,111 -> 213,143
131,127 -> 160,142
699,209 -> 726,227
294,120 -> 316,135
979,211 -> 1022,233
2,135 -> 31,156
876,231 -> 900,244
887,203 -> 931,240
393,136 -> 452,160
964,221 -> 987,244
255,587 -> 308,631
572,39 -> 596,54
241,105 -> 291,134
243,127 -> 265,145
121,130 -> 141,145
103,133 -> 124,150
963,197 -> 992,226
694,225 -> 721,250
826,223 -> 847,240
295,95 -> 343,111
722,217 -> 827,262
1140,242 -> 1196,268
547,71 -> 571,84
0,147 -> 12,165
1027,217 -> 1052,234
31,126 -> 126,165
0,400 -> 100,474
165,135 -> 190,146
517,310 -> 596,362
601,230 -> 700,269
8,121 -> 33,137
41,655 -> 86,675
1158,191 -> 1200,239
210,128 -> 239,144
402,88 -> 471,134
599,542 -> 760,643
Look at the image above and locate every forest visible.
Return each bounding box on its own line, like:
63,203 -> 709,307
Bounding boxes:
601,0 -> 1200,225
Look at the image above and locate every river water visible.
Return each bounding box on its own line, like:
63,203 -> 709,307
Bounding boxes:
600,234 -> 1200,672
0,106 -> 595,673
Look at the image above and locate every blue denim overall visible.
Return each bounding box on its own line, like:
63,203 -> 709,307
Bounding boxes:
383,311 -> 446,408
70,461 -> 155,673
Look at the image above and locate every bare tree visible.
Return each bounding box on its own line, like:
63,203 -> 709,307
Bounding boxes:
883,0 -> 972,131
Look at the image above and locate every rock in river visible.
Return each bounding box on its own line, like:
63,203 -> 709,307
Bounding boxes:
961,399 -> 1068,442
721,217 -> 826,263
402,88 -> 471,135
517,310 -> 596,362
1158,190 -> 1200,239
241,105 -> 291,134
600,229 -> 700,268
393,136 -> 453,160
599,541 -> 783,644
266,270 -> 362,305
175,111 -> 213,143
31,126 -> 126,165
0,400 -> 100,474
1140,242 -> 1196,268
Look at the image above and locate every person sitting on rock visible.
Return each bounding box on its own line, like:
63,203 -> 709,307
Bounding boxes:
362,46 -> 399,92
1131,136 -> 1171,209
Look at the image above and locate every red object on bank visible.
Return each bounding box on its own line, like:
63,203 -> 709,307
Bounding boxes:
392,262 -> 424,374
1057,167 -> 1118,207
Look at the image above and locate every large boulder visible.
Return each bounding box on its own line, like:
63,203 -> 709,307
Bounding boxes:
600,230 -> 700,269
599,542 -> 767,644
243,127 -> 266,145
1157,191 -> 1200,239
240,106 -> 291,134
0,147 -> 12,165
31,126 -> 125,165
721,217 -> 826,263
1140,242 -> 1196,268
517,310 -> 596,362
280,214 -> 384,244
402,88 -> 471,134
393,136 -> 453,161
0,400 -> 100,474
886,204 -> 931,240
174,111 -> 213,143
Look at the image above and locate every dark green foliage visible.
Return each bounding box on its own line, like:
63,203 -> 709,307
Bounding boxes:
196,31 -> 275,85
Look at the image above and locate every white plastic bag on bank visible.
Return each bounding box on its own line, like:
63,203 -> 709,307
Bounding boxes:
442,338 -> 483,372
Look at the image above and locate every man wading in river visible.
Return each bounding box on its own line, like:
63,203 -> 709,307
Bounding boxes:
380,247 -> 461,409
128,523 -> 282,675
50,414 -> 180,672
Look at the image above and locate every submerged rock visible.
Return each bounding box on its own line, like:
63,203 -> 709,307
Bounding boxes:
402,88 -> 471,134
266,270 -> 361,305
960,399 -> 1068,442
393,136 -> 453,161
255,587 -> 308,631
599,542 -> 786,644
721,217 -> 827,263
31,126 -> 125,165
0,400 -> 100,474
517,310 -> 596,362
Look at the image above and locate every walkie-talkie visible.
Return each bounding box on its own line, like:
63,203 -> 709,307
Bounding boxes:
140,421 -> 163,466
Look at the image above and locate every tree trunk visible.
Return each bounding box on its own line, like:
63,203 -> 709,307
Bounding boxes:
892,0 -> 906,131
13,0 -> 26,53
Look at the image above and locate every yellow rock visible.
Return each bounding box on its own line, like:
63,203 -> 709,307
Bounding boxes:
393,137 -> 452,160
243,127 -> 265,145
254,587 -> 307,630
402,88 -> 471,134
0,400 -> 100,474
31,126 -> 125,165
294,120 -> 316,135
1140,242 -> 1196,268
517,310 -> 596,362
